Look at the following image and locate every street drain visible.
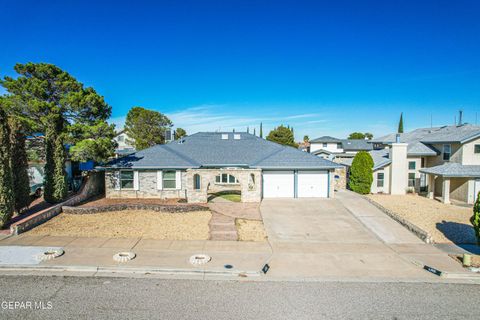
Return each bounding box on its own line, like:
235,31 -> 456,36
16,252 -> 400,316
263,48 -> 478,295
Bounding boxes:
224,264 -> 233,269
37,248 -> 64,261
113,252 -> 136,263
189,254 -> 211,265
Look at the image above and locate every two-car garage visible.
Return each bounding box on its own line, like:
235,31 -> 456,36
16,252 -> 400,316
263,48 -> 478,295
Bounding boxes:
262,170 -> 330,198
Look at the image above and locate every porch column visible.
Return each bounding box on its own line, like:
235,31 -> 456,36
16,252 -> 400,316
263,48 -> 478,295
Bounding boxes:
427,174 -> 436,199
441,177 -> 450,204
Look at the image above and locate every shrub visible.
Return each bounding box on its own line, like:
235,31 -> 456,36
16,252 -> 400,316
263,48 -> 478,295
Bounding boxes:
471,192 -> 480,245
348,151 -> 374,194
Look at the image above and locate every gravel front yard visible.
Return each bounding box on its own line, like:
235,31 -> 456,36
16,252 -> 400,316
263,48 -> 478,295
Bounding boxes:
27,210 -> 212,240
236,219 -> 267,241
367,194 -> 476,244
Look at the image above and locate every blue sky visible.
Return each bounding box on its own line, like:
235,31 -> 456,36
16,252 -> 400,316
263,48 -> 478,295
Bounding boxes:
1,0 -> 479,140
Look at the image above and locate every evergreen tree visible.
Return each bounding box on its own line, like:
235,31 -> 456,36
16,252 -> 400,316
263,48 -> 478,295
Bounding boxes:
266,125 -> 298,147
0,106 -> 14,228
8,117 -> 31,212
348,151 -> 374,194
175,128 -> 186,139
52,134 -> 68,202
247,126 -> 249,134
260,122 -> 263,138
398,113 -> 404,133
253,128 -> 256,136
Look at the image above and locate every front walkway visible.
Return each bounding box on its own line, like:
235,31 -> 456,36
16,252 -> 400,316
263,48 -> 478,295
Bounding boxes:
260,190 -> 470,281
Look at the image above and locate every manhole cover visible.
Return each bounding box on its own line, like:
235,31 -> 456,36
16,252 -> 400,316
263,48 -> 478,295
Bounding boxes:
189,254 -> 211,265
113,252 -> 136,263
36,248 -> 64,261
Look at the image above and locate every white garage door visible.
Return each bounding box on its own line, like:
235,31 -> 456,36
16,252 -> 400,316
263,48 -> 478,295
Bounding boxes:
297,171 -> 329,198
263,171 -> 294,198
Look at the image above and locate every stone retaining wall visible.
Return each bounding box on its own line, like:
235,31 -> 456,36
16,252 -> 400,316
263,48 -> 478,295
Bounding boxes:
63,203 -> 209,214
10,171 -> 105,235
363,195 -> 433,244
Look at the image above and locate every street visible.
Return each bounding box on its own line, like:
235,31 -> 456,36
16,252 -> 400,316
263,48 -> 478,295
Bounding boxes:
0,276 -> 479,319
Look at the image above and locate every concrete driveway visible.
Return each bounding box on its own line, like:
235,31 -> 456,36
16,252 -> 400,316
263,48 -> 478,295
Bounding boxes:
260,190 -> 467,280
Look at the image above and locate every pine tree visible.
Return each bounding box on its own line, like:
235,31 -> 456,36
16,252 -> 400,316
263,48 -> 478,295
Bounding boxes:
398,113 -> 404,133
260,122 -> 263,138
8,117 -> 31,213
0,107 -> 14,228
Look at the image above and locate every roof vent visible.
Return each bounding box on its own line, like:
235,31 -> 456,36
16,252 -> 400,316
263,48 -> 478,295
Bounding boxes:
234,134 -> 241,140
221,134 -> 229,140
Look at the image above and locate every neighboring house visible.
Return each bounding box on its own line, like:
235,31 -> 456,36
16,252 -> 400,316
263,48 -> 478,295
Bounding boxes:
310,136 -> 373,160
309,136 -> 374,190
369,124 -> 480,204
113,130 -> 136,158
99,132 -> 342,203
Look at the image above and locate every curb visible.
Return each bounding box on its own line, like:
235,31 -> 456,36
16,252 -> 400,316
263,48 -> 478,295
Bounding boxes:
0,264 -> 262,277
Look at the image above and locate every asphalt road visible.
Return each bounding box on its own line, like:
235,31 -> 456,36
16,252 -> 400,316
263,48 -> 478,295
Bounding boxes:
0,276 -> 479,319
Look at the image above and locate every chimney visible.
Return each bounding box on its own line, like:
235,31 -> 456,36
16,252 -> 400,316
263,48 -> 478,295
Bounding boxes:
389,142 -> 408,195
395,133 -> 400,143
458,110 -> 463,126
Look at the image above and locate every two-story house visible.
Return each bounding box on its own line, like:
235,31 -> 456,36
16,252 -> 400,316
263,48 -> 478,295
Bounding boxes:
371,124 -> 480,204
309,136 -> 373,160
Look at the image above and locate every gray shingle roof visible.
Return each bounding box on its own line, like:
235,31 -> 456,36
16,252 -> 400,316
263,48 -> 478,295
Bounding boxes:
104,132 -> 341,170
340,139 -> 373,151
374,124 -> 480,155
419,163 -> 480,177
310,136 -> 341,143
335,149 -> 391,170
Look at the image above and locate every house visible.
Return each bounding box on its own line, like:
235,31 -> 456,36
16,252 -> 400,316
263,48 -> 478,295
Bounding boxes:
309,136 -> 373,160
309,136 -> 374,190
113,130 -> 136,158
99,132 -> 342,203
368,124 -> 480,204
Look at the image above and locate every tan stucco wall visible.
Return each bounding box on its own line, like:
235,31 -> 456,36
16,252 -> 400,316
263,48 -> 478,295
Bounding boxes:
371,165 -> 391,194
461,137 -> 480,165
428,142 -> 462,166
450,177 -> 470,203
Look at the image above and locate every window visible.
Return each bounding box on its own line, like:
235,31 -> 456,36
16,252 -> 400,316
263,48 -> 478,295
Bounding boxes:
443,144 -> 451,161
162,170 -> 176,189
337,143 -> 342,149
120,171 -> 134,189
421,157 -> 426,168
221,134 -> 229,140
377,172 -> 384,188
234,134 -> 241,140
248,173 -> 255,190
408,173 -> 416,187
475,145 -> 480,154
408,161 -> 416,170
215,173 -> 239,184
193,174 -> 201,190
323,143 -> 327,147
117,135 -> 124,142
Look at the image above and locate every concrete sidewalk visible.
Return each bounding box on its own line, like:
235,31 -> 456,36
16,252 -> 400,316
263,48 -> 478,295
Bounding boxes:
0,235 -> 271,279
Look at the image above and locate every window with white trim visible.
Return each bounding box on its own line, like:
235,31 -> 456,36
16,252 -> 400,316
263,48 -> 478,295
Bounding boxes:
443,144 -> 451,161
475,145 -> 480,154
408,172 -> 416,187
323,143 -> 327,147
162,170 -> 176,189
408,161 -> 416,170
215,173 -> 239,184
120,171 -> 134,189
377,172 -> 384,188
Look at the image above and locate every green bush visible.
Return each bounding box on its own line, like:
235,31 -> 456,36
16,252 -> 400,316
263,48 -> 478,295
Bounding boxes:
471,192 -> 480,245
348,151 -> 374,194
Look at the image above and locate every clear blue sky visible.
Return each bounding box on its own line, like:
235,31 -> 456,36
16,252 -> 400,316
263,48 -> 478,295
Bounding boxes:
1,0 -> 479,140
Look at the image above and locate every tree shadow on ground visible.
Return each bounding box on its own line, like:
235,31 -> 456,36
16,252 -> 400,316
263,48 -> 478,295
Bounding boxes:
436,220 -> 477,245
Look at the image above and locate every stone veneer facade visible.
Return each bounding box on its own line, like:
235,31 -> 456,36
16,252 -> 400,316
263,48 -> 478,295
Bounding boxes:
105,168 -> 262,203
